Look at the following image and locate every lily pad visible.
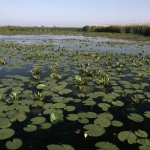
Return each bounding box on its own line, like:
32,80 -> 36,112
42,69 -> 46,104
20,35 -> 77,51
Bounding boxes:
83,124 -> 105,137
135,129 -> 148,138
23,124 -> 37,132
98,103 -> 111,111
127,113 -> 144,122
118,131 -> 137,144
78,118 -> 89,124
94,118 -> 111,127
6,138 -> 22,150
53,103 -> 66,109
64,106 -> 75,111
111,120 -> 123,127
66,114 -> 79,121
31,117 -> 46,125
144,111 -> 150,118
95,141 -> 119,150
0,128 -> 15,140
40,122 -> 52,129
112,101 -> 124,106
86,112 -> 97,119
0,118 -> 11,128
47,144 -> 75,150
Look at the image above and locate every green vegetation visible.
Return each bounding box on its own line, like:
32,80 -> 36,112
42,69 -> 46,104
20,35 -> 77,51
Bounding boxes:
83,24 -> 150,36
0,35 -> 150,149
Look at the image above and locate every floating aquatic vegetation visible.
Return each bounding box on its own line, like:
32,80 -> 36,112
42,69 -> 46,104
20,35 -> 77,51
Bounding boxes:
0,35 -> 150,149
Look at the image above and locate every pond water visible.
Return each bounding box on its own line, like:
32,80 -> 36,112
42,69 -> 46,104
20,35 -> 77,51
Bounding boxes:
0,35 -> 150,150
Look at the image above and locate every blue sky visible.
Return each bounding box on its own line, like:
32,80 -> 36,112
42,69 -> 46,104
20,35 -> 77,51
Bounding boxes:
0,0 -> 150,27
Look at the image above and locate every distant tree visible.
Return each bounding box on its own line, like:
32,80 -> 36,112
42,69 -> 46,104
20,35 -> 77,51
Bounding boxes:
83,25 -> 90,32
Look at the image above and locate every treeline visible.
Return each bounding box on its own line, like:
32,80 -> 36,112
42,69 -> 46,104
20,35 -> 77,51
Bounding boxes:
0,26 -> 82,34
82,25 -> 150,36
1,25 -> 150,36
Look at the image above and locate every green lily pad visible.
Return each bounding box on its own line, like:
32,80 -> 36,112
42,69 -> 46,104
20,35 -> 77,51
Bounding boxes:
0,118 -> 11,128
112,101 -> 124,106
94,118 -> 111,127
66,114 -> 79,121
78,118 -> 89,124
14,113 -> 26,122
98,103 -> 111,111
31,117 -> 46,125
83,124 -> 105,137
6,138 -> 22,150
0,128 -> 15,140
23,124 -> 37,132
138,145 -> 150,150
64,106 -> 75,111
40,122 -> 52,129
98,113 -> 113,120
118,131 -> 137,144
135,130 -> 148,138
82,100 -> 96,106
111,120 -> 123,127
47,144 -> 75,150
53,103 -> 66,109
127,113 -> 144,122
137,139 -> 150,146
86,112 -> 97,119
95,141 -> 119,150
50,112 -> 64,124
144,111 -> 150,118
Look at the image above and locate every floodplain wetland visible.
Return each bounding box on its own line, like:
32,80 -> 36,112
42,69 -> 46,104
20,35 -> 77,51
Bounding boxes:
0,34 -> 150,150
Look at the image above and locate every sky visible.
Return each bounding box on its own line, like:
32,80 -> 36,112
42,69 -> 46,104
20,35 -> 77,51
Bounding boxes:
0,0 -> 150,27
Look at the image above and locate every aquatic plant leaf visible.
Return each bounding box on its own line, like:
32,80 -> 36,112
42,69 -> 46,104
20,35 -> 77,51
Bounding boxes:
18,113 -> 26,122
95,141 -> 119,150
53,103 -> 66,109
112,101 -> 124,106
98,113 -> 113,121
32,100 -> 44,107
6,138 -> 22,150
102,96 -> 113,102
135,130 -> 148,138
0,118 -> 11,128
64,106 -> 75,111
77,93 -> 85,97
23,124 -> 37,132
47,144 -> 75,150
138,145 -> 150,150
111,120 -> 123,127
137,139 -> 150,146
118,131 -> 137,144
86,112 -> 97,119
144,111 -> 150,118
0,128 -> 15,140
16,105 -> 30,113
78,118 -> 89,124
40,122 -> 52,129
127,113 -> 144,122
94,118 -> 111,127
42,103 -> 54,109
98,103 -> 111,111
66,114 -> 79,121
58,88 -> 72,95
50,112 -> 64,124
83,124 -> 105,137
77,112 -> 86,118
83,100 -> 96,106
31,117 -> 46,125
37,84 -> 46,90
20,100 -> 34,106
